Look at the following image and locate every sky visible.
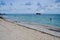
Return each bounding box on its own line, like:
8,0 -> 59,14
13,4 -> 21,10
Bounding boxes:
0,0 -> 60,14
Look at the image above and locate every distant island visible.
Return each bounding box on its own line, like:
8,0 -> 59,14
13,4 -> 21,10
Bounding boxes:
0,13 -> 5,15
0,13 -> 6,19
36,13 -> 41,15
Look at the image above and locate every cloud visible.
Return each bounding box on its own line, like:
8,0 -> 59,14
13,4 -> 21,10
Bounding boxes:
0,0 -> 60,13
0,1 -> 6,5
55,0 -> 60,3
25,2 -> 32,6
10,3 -> 13,6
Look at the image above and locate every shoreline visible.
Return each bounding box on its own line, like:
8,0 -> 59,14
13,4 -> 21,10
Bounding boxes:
0,18 -> 60,40
5,17 -> 60,29
4,18 -> 60,38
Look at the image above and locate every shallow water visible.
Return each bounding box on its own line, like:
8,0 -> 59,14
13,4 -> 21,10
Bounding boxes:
4,14 -> 60,27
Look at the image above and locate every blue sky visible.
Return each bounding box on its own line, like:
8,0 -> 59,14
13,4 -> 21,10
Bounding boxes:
0,0 -> 60,14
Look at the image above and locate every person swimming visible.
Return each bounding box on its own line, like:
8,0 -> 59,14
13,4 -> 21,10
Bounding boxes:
50,18 -> 52,21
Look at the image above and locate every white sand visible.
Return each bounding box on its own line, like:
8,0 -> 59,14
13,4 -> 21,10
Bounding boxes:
0,19 -> 60,40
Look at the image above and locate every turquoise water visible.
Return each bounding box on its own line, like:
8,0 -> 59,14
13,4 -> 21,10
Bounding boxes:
4,14 -> 60,27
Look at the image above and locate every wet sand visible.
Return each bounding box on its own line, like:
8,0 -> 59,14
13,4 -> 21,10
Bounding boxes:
0,19 -> 60,40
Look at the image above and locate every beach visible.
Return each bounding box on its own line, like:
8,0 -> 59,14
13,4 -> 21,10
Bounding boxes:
0,18 -> 60,40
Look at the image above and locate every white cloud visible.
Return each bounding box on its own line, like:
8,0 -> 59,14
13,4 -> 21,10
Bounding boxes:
0,0 -> 60,14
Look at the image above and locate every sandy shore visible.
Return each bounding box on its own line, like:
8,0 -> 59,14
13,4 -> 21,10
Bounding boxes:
0,19 -> 60,40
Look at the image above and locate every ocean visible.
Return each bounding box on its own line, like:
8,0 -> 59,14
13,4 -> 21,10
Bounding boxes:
4,14 -> 60,27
